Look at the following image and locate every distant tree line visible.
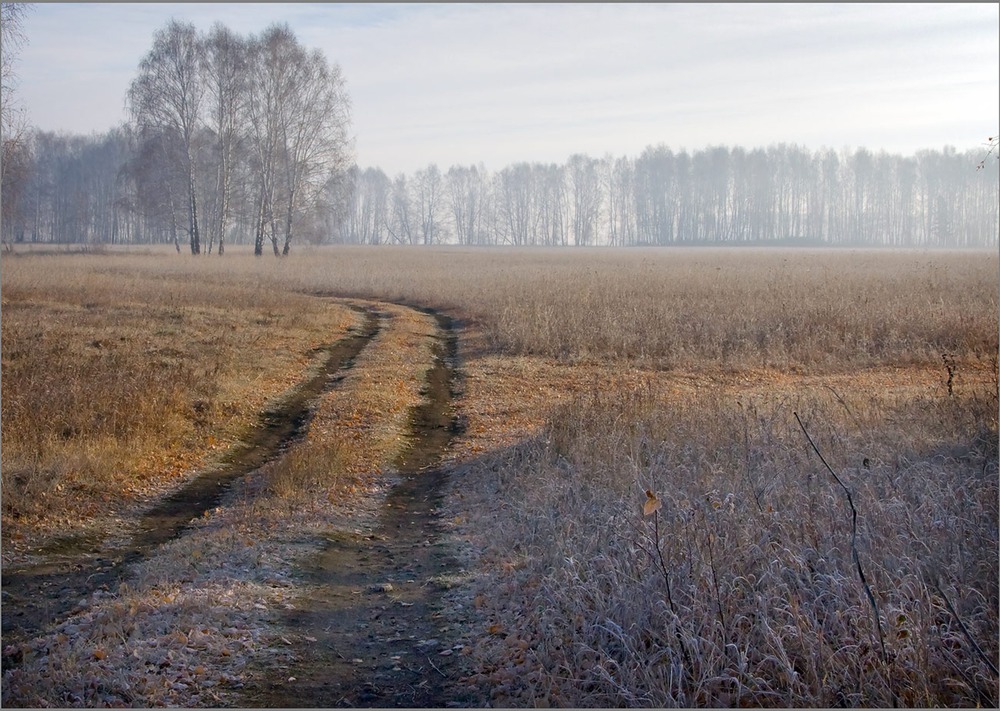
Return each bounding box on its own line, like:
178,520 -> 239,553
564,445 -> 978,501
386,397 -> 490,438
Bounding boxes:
346,145 -> 998,248
1,15 -> 997,250
6,136 -> 996,249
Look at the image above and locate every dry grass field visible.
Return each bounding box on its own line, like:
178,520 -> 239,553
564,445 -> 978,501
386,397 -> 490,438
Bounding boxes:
1,244 -> 997,707
1,256 -> 358,552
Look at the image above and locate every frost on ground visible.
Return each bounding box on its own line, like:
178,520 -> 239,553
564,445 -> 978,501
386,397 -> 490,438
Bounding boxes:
2,470 -> 393,707
2,301 -> 434,708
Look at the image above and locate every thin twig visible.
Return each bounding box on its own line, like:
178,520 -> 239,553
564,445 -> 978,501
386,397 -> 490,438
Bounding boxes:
794,411 -> 887,663
705,525 -> 728,639
426,655 -> 446,678
652,509 -> 676,615
639,505 -> 693,673
823,384 -> 864,434
931,577 -> 1000,676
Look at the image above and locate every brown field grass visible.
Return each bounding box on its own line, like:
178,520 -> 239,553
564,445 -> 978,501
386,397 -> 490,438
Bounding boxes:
2,293 -> 442,706
2,245 -> 997,707
1,254 -> 357,553
233,244 -> 998,371
9,244 -> 995,372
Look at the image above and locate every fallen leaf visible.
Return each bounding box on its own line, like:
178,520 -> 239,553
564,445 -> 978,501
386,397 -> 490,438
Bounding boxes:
643,490 -> 662,516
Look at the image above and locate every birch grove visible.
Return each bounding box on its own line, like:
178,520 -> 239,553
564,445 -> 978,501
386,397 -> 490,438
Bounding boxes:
121,20 -> 350,256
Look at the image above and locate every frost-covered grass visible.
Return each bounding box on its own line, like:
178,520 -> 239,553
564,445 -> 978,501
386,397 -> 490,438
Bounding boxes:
447,378 -> 999,707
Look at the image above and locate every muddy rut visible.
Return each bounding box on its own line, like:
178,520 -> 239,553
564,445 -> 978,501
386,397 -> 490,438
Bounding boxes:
1,308 -> 381,668
239,311 -> 479,708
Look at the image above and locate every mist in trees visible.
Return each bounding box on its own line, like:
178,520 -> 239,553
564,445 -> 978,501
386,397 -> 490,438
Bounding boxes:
336,144 -> 996,248
9,18 -> 354,254
8,138 -> 995,249
1,2 -> 32,245
1,12 -> 997,250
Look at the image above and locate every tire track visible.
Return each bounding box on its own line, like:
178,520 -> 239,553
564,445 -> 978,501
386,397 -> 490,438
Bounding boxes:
239,308 -> 480,708
1,307 -> 380,670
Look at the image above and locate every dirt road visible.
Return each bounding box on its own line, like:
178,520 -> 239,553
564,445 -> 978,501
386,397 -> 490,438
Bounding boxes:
2,302 -> 482,707
238,312 -> 480,707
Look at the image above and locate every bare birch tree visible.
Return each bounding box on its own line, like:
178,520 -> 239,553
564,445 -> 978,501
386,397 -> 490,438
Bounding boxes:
388,174 -> 415,244
1,2 -> 29,155
446,165 -> 477,245
127,19 -> 205,254
244,27 -> 285,255
202,23 -> 246,255
345,166 -> 390,244
567,154 -> 601,246
277,45 -> 351,255
414,163 -> 443,245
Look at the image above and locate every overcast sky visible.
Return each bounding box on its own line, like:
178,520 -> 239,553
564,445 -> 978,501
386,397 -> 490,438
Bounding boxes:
12,2 -> 1000,175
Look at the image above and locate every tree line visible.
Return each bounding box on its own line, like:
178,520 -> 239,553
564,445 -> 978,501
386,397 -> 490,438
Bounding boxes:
2,15 -> 997,250
8,136 -> 997,250
346,145 -> 998,248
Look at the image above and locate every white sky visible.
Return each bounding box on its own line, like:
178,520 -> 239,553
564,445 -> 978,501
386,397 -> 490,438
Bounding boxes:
12,2 -> 1000,175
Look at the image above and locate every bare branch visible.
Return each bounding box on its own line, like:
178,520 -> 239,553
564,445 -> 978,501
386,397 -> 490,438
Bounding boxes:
794,411 -> 887,664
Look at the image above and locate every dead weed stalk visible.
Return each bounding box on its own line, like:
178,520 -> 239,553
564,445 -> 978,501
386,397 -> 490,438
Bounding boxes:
794,411 -> 887,665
